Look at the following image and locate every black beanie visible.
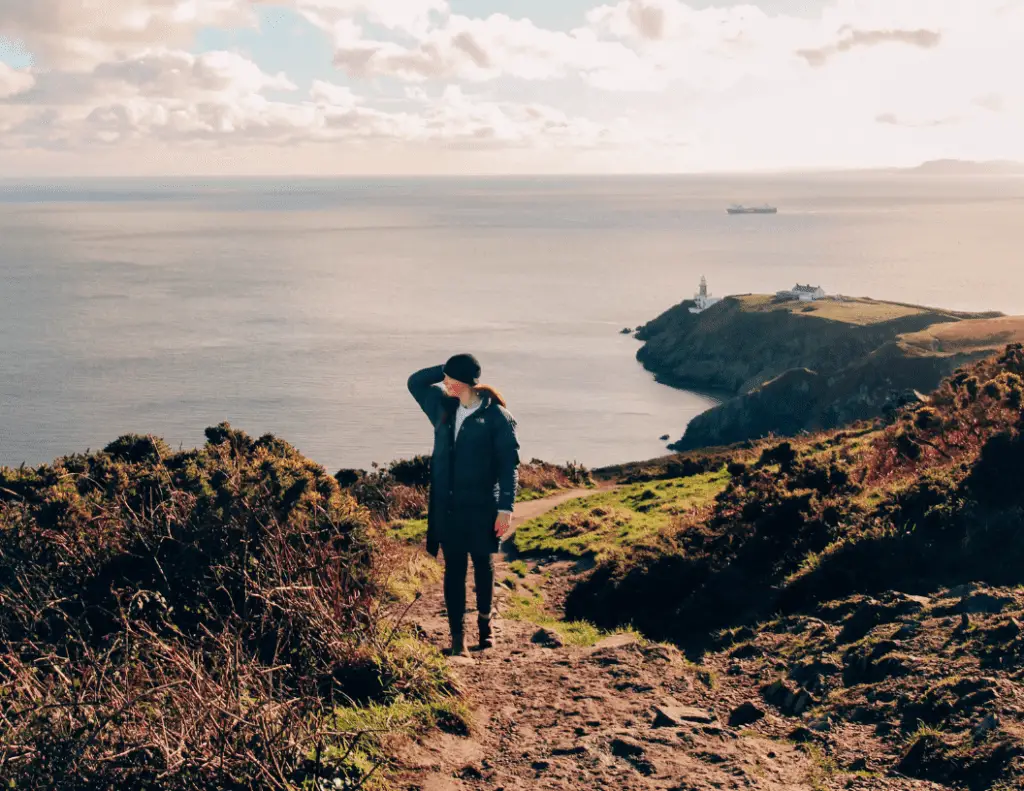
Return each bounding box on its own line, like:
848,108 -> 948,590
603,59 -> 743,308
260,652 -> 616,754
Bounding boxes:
443,353 -> 482,386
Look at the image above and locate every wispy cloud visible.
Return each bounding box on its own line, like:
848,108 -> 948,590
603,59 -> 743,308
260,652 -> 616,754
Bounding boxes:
875,112 -> 960,128
797,28 -> 942,68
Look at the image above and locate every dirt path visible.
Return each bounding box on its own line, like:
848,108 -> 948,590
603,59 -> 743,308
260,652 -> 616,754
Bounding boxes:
392,488 -> 938,791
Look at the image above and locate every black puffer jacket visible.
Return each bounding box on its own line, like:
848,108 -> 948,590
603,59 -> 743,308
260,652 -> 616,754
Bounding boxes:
407,364 -> 521,557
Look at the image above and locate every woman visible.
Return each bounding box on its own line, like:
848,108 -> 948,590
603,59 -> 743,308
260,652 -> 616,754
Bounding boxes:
407,353 -> 521,656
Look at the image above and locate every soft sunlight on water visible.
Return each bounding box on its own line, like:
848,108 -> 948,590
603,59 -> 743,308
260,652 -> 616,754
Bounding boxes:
1,174 -> 1022,470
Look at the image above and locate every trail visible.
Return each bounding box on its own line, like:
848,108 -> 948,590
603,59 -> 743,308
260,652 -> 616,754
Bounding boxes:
392,487 -> 935,791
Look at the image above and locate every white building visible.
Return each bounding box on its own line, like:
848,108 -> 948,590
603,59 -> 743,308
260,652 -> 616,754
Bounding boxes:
775,283 -> 826,302
689,275 -> 724,314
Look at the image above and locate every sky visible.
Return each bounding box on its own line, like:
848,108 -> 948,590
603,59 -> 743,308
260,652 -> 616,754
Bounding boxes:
0,0 -> 1022,175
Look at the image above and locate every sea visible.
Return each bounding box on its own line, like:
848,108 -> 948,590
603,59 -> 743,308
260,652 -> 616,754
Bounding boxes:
2,173 -> 1023,472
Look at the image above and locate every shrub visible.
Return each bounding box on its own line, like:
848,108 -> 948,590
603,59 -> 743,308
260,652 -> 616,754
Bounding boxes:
0,424 -> 438,790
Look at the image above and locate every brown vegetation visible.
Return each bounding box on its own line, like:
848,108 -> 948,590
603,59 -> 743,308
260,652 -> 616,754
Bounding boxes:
0,425 -> 451,790
561,345 -> 1024,788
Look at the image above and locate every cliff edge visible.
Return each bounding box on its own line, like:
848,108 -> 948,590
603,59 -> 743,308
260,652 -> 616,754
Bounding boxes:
635,294 -> 1015,448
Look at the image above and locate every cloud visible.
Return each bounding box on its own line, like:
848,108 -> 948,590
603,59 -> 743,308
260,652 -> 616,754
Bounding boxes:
0,60 -> 669,154
0,61 -> 33,98
4,49 -> 296,107
974,93 -> 1004,112
309,79 -> 359,109
325,13 -> 645,85
875,112 -> 960,128
627,0 -> 669,40
2,0 -> 1024,171
291,0 -> 447,35
0,0 -> 253,67
94,50 -> 296,97
797,28 -> 942,67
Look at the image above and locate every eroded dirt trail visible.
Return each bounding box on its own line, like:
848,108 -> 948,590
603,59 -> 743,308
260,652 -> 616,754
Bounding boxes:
392,488 -> 938,791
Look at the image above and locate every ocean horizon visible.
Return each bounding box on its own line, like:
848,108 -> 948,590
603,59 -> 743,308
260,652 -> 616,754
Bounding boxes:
2,173 -> 1023,472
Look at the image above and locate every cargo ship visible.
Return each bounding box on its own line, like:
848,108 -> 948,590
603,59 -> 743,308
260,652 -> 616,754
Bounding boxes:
727,204 -> 778,214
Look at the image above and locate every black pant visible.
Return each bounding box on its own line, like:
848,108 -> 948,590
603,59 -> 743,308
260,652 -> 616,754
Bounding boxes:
442,546 -> 494,633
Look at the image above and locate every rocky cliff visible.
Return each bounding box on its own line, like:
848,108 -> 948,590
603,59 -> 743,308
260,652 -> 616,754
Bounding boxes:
635,294 -> 1010,449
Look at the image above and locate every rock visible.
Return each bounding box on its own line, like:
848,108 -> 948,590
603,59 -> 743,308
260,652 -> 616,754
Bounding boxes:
653,699 -> 715,727
973,713 -> 1000,737
761,678 -> 818,717
897,731 -> 955,779
792,690 -> 813,715
660,434 -> 671,441
458,764 -> 484,780
610,736 -> 656,776
700,726 -> 738,740
641,644 -> 681,664
615,681 -> 656,693
872,654 -> 915,681
961,687 -> 999,711
988,617 -> 1023,643
787,726 -> 819,744
728,702 -> 766,727
531,628 -> 564,648
842,640 -> 916,685
838,593 -> 931,643
730,642 -> 763,659
789,657 -> 842,690
531,759 -> 550,771
959,591 -> 1016,614
947,583 -> 976,598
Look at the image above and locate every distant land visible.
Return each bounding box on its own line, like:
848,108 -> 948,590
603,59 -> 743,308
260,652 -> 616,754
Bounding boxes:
907,158 -> 1024,175
635,293 -> 1024,450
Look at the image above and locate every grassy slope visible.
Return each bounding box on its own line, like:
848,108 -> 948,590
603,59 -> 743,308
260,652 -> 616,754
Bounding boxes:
899,315 -> 1024,357
517,344 -> 1024,789
734,294 -> 929,325
513,468 -> 731,559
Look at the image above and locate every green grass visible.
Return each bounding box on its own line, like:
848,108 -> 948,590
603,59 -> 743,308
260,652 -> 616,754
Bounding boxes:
803,744 -> 840,791
384,551 -> 443,604
507,560 -> 529,577
512,469 -> 730,559
326,696 -> 471,786
319,632 -> 466,788
388,518 -> 428,544
517,488 -> 562,503
736,293 -> 926,326
502,590 -> 639,648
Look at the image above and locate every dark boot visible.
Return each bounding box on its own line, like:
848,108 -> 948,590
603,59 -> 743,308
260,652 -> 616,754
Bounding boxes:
477,614 -> 494,650
445,618 -> 469,657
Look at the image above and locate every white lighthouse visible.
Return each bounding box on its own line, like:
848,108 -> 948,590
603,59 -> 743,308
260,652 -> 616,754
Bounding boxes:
689,275 -> 723,314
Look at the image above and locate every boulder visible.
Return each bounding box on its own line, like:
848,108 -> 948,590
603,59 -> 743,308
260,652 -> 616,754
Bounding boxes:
653,699 -> 715,727
728,702 -> 766,727
761,678 -> 818,717
959,591 -> 1016,615
973,713 -> 1000,738
531,628 -> 564,648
